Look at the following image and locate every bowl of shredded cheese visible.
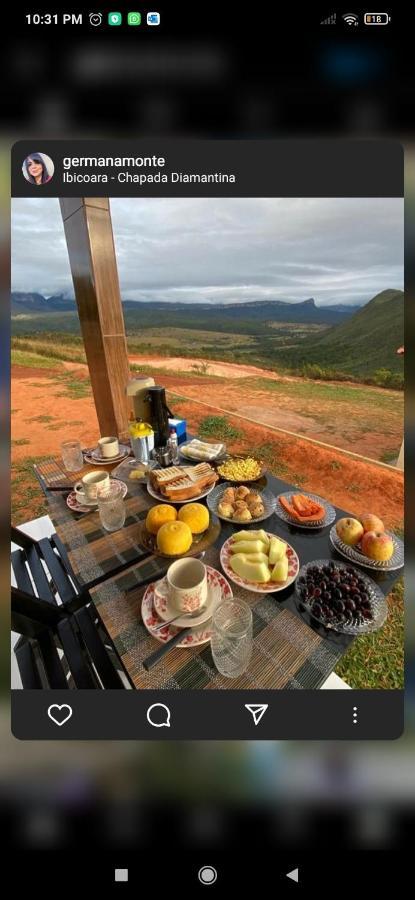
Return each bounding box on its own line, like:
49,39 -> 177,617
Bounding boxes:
216,455 -> 266,483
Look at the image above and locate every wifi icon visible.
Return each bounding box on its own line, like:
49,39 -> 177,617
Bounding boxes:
342,12 -> 359,25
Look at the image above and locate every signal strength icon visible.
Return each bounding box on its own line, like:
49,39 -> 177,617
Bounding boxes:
342,13 -> 359,25
321,12 -> 336,24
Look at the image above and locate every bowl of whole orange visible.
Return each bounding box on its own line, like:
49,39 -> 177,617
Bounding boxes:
145,503 -> 177,535
140,502 -> 221,559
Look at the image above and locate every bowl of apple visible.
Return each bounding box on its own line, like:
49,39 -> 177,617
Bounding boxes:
330,513 -> 404,571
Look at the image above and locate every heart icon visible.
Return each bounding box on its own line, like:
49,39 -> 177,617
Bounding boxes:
47,704 -> 73,727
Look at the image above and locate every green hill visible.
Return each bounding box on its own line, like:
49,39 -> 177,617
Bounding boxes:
271,289 -> 404,379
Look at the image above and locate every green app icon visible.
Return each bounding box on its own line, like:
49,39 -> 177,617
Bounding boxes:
108,12 -> 122,26
128,12 -> 141,25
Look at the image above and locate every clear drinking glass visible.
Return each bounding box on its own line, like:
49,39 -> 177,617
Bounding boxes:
211,599 -> 253,678
97,481 -> 126,532
61,440 -> 84,472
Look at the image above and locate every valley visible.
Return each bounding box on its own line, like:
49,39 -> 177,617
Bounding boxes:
11,288 -> 404,386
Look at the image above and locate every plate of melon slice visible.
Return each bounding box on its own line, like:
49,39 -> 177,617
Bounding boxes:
276,492 -> 336,529
220,530 -> 300,593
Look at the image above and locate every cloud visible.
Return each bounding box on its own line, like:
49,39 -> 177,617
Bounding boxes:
11,196 -> 403,306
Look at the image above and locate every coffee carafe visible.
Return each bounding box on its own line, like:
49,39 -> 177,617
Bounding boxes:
126,376 -> 155,422
147,386 -> 172,448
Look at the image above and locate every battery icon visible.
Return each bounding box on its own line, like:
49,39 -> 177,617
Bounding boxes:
364,13 -> 391,24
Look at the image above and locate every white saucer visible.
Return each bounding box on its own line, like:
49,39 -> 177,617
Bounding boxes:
83,444 -> 130,465
74,492 -> 99,507
153,573 -> 221,628
73,478 -> 128,508
141,566 -> 233,648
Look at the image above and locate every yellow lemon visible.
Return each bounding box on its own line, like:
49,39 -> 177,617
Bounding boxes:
146,504 -> 177,535
178,502 -> 210,534
156,521 -> 193,555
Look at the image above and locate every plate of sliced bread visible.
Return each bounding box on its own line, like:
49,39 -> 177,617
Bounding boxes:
147,463 -> 219,503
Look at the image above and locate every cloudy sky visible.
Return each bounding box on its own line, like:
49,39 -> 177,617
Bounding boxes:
11,196 -> 403,306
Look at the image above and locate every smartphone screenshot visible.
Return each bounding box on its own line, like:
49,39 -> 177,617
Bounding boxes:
4,5 -> 412,888
10,130 -> 404,740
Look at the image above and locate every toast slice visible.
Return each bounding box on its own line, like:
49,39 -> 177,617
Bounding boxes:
150,462 -> 218,500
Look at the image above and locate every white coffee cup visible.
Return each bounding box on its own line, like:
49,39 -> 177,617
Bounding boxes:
166,558 -> 208,614
75,470 -> 110,503
98,436 -> 120,458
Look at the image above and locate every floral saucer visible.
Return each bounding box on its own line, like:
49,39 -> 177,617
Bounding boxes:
141,565 -> 233,648
66,479 -> 127,513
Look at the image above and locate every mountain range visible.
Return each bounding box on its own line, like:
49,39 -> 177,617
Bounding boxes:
270,289 -> 404,376
11,293 -> 359,325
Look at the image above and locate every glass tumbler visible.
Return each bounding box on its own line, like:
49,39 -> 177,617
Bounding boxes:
61,440 -> 84,472
97,481 -> 126,532
211,599 -> 253,678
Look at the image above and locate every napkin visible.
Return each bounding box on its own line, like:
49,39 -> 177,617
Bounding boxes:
181,439 -> 224,460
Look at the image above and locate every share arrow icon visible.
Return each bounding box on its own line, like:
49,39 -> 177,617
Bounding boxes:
245,703 -> 268,725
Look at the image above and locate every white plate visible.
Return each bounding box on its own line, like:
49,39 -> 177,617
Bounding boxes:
220,532 -> 299,594
147,479 -> 216,505
329,525 -> 404,571
153,571 -> 222,628
275,492 -> 336,529
83,444 -> 130,465
141,566 -> 233,648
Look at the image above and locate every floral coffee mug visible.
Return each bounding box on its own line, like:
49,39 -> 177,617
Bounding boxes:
166,558 -> 208,614
75,470 -> 110,503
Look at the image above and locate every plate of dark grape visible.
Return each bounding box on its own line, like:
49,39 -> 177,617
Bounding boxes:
295,559 -> 388,635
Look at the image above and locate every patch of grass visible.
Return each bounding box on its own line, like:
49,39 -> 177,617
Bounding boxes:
167,393 -> 188,404
49,420 -> 84,431
131,362 -> 226,383
254,442 -> 289,478
249,376 -> 402,411
330,460 -> 342,471
255,442 -> 278,462
11,454 -> 50,523
12,336 -> 86,366
290,473 -> 307,486
27,415 -> 54,424
11,349 -> 62,369
12,438 -> 30,446
380,448 -> 399,464
335,579 -> 403,689
198,416 -> 242,441
56,372 -> 91,399
191,361 -> 211,376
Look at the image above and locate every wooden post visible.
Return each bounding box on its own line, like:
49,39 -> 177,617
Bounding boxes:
396,439 -> 404,470
59,198 -> 130,440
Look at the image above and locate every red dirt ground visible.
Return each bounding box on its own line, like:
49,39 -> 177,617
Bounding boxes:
131,356 -> 403,464
11,364 -> 403,531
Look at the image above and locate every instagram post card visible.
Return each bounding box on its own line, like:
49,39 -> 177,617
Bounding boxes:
10,140 -> 404,739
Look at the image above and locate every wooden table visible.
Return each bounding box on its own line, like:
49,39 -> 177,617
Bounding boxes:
38,455 -> 403,690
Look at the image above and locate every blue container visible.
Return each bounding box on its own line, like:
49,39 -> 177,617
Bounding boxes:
169,417 -> 187,445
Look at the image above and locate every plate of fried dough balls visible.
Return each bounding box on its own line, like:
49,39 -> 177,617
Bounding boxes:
207,481 -> 277,524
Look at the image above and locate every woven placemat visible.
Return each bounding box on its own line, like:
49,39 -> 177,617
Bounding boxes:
91,544 -> 342,689
47,490 -> 159,587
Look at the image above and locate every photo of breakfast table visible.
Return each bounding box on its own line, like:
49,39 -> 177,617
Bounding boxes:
31,450 -> 403,692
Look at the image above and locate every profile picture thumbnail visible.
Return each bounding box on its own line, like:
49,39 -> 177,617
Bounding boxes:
22,153 -> 54,186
